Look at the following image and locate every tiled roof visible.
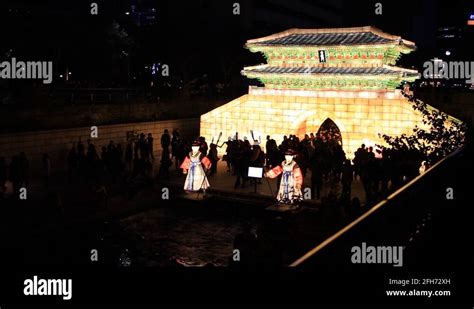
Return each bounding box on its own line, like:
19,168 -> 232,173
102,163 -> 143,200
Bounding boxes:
252,32 -> 394,46
246,26 -> 415,48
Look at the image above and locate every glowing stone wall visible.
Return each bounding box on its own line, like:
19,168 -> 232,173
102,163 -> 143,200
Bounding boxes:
200,87 -> 424,158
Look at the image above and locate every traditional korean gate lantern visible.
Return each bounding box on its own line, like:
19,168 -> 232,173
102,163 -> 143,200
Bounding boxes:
201,26 -> 439,159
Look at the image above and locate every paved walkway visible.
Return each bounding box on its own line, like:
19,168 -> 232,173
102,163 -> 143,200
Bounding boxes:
162,160 -> 367,205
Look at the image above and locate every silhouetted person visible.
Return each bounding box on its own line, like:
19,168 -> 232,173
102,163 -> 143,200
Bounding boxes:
133,138 -> 140,160
198,136 -> 208,157
172,129 -> 180,140
107,140 -> 116,157
147,133 -> 154,162
341,159 -> 353,201
208,143 -> 219,175
249,144 -> 264,185
138,133 -> 148,161
161,129 -> 171,151
310,151 -> 324,200
353,144 -> 367,179
265,138 -> 281,169
362,147 -> 376,204
87,139 -> 97,162
158,148 -> 172,180
226,138 -> 238,173
333,143 -> 346,180
77,140 -> 85,157
234,140 -> 251,188
101,146 -> 108,162
109,143 -> 122,182
265,135 -> 273,154
77,140 -> 86,180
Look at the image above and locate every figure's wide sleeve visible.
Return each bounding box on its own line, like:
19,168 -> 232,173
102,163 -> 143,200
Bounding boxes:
294,167 -> 303,187
201,156 -> 211,169
266,165 -> 283,178
180,156 -> 190,171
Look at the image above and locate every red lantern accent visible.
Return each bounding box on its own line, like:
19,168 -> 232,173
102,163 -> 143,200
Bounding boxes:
337,55 -> 343,59
369,54 -> 375,59
361,54 -> 367,59
377,54 -> 384,59
353,55 -> 359,59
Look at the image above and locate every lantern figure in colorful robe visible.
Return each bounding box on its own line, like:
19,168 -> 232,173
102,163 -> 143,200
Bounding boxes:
180,142 -> 212,192
265,149 -> 303,204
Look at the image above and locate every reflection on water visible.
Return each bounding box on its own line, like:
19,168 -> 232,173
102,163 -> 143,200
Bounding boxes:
120,206 -> 249,267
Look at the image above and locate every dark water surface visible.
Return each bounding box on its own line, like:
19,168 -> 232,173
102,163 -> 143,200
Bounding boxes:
118,200 -> 263,267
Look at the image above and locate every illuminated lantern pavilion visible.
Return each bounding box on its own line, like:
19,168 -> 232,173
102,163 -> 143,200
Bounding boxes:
200,26 -> 426,158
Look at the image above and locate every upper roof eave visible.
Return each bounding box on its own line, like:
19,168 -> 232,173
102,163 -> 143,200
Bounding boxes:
245,26 -> 416,50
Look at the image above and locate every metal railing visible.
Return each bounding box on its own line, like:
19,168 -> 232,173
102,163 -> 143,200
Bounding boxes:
290,147 -> 464,267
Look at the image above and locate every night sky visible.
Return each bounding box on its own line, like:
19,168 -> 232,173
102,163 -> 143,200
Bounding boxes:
0,0 -> 473,88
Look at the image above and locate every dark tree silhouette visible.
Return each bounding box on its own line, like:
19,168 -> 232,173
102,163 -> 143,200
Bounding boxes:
378,91 -> 467,164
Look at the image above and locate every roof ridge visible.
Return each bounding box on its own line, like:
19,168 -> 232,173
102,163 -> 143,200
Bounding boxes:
246,26 -> 415,47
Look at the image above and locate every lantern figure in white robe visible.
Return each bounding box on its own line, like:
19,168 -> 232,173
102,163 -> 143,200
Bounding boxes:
180,142 -> 211,192
265,149 -> 303,204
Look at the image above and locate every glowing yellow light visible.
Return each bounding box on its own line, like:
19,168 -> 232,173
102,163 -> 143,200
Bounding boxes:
202,27 -> 428,156
201,90 -> 426,156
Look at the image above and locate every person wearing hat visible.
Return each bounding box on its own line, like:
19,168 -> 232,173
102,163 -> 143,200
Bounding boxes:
180,141 -> 211,192
264,149 -> 303,204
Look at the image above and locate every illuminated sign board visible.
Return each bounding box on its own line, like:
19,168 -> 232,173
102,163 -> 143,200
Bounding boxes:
248,167 -> 263,178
